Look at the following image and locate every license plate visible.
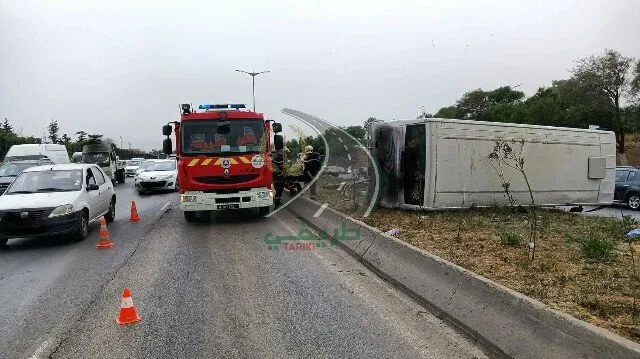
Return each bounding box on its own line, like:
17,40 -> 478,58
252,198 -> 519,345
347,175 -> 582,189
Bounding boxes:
216,204 -> 239,210
9,221 -> 40,229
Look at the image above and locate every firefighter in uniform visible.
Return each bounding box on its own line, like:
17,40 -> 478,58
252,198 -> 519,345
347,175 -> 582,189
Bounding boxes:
272,148 -> 286,206
302,145 -> 321,200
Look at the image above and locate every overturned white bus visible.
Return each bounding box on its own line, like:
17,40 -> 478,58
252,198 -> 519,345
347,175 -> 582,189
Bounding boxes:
372,118 -> 615,210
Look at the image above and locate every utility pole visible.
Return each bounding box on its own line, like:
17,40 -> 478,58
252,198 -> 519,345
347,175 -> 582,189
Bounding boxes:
120,136 -> 123,149
236,69 -> 270,111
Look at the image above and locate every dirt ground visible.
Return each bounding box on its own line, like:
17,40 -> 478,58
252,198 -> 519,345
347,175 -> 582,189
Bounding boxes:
359,207 -> 640,343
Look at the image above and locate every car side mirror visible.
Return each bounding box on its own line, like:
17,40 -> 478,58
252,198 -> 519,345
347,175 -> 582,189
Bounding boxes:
87,183 -> 99,191
162,124 -> 172,136
272,122 -> 282,133
163,138 -> 173,155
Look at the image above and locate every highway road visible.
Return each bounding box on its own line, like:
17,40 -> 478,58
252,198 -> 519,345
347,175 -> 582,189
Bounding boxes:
0,179 -> 491,358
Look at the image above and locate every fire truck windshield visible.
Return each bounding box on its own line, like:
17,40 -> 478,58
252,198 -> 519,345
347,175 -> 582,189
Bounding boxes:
181,119 -> 265,155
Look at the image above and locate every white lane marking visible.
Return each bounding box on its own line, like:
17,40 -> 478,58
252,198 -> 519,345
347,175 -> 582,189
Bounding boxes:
161,201 -> 172,212
347,154 -> 352,161
343,144 -> 348,151
337,182 -> 346,191
338,137 -> 343,143
29,338 -> 54,359
313,203 -> 329,218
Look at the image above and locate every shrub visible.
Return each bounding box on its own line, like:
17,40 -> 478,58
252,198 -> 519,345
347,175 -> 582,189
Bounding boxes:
500,232 -> 522,246
580,236 -> 616,261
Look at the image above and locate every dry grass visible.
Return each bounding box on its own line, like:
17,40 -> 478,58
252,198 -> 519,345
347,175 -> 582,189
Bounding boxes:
359,207 -> 640,343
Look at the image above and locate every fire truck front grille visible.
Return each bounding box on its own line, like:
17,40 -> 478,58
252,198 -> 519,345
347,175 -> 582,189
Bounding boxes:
194,174 -> 260,185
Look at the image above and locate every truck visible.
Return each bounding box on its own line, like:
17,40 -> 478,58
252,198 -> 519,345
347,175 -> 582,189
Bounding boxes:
81,143 -> 125,184
372,118 -> 615,210
4,144 -> 70,164
71,152 -> 83,163
162,103 -> 284,222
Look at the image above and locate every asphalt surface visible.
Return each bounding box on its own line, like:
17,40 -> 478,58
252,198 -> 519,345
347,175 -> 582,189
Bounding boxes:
557,204 -> 640,220
0,180 -> 490,359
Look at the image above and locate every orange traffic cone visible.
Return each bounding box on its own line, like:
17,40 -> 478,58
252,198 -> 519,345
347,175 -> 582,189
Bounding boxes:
116,288 -> 141,325
96,217 -> 114,248
129,201 -> 140,221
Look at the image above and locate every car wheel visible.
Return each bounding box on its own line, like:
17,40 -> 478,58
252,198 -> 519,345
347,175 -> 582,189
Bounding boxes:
73,212 -> 89,242
104,198 -> 116,223
0,238 -> 7,247
628,194 -> 640,210
184,211 -> 196,222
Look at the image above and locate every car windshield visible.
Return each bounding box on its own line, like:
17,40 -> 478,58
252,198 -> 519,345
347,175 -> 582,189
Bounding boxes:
126,160 -> 142,166
146,161 -> 176,171
0,162 -> 36,177
137,161 -> 157,171
5,170 -> 83,194
181,119 -> 265,155
82,152 -> 110,165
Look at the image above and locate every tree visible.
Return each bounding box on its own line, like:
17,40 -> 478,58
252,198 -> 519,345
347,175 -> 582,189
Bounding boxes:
524,79 -> 612,129
47,119 -> 60,144
75,130 -> 88,142
342,125 -> 365,142
487,86 -> 525,105
87,134 -> 104,144
456,89 -> 489,119
631,60 -> 640,95
1,118 -> 12,134
434,106 -> 458,119
61,133 -> 71,145
573,49 -> 634,158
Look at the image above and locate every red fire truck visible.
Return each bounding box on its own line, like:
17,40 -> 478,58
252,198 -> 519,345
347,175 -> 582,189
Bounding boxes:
162,103 -> 283,222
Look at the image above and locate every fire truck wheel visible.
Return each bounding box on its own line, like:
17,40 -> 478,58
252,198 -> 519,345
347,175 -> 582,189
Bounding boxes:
184,211 -> 197,222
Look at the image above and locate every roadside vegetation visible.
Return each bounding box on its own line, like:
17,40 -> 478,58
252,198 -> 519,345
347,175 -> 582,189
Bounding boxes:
361,207 -> 640,343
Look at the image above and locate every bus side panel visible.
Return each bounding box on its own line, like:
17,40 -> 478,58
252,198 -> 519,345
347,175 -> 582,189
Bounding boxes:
430,122 -> 614,208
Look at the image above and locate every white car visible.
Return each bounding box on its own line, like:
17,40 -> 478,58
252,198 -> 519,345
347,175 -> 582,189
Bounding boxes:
134,159 -> 178,194
124,159 -> 144,177
133,159 -> 162,177
0,164 -> 116,245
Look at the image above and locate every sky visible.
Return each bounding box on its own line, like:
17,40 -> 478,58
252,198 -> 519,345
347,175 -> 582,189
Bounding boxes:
1,0 -> 639,150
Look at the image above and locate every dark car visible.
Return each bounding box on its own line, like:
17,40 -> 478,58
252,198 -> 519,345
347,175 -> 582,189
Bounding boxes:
614,166 -> 640,210
0,160 -> 48,195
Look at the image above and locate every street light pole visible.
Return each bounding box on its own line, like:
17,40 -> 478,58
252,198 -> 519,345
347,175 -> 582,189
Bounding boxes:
236,69 -> 270,111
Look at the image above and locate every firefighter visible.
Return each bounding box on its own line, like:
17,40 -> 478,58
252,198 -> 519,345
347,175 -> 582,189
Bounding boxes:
272,147 -> 285,206
302,145 -> 321,200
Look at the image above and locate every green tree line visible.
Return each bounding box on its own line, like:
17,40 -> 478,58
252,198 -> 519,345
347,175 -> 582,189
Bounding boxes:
429,49 -> 640,162
0,118 -> 153,161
